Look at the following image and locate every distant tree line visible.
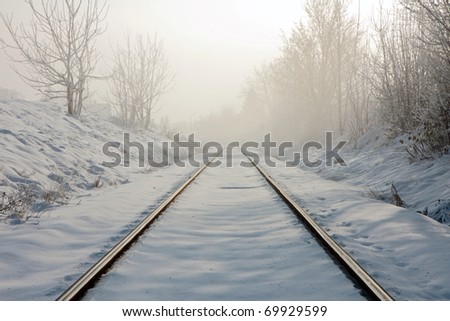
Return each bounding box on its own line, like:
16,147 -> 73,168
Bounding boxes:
241,0 -> 449,158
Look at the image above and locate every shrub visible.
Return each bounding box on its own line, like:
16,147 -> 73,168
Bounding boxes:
0,185 -> 39,222
423,200 -> 450,225
42,183 -> 69,205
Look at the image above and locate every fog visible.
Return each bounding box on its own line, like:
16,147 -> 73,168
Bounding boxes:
3,0 -> 426,148
0,0 -> 302,122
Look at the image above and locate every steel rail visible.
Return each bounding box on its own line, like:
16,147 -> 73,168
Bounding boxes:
56,161 -> 211,301
249,158 -> 394,301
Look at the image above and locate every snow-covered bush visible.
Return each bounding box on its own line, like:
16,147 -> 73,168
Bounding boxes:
41,183 -> 70,205
423,200 -> 450,225
0,185 -> 39,222
401,110 -> 450,161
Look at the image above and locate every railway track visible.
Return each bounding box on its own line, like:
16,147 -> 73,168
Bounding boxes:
57,153 -> 393,301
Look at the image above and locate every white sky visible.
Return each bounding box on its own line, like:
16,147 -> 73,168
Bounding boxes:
0,0 -> 384,123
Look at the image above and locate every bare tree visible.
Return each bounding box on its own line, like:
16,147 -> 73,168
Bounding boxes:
329,0 -> 363,135
265,0 -> 362,140
370,3 -> 424,133
1,0 -> 107,116
108,33 -> 174,130
368,0 -> 449,156
402,0 -> 450,154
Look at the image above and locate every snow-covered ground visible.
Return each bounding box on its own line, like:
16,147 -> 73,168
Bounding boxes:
0,163 -> 198,300
84,154 -> 366,301
0,99 -> 177,223
0,99 -> 170,198
0,99 -> 449,301
262,131 -> 450,300
0,99 -> 196,300
305,129 -> 450,224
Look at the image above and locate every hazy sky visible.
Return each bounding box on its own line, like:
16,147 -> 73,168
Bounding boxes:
0,0 -> 302,123
0,0 -> 382,124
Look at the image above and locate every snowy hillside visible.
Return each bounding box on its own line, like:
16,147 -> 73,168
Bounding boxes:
302,129 -> 450,225
0,99 -> 170,222
0,98 -> 199,300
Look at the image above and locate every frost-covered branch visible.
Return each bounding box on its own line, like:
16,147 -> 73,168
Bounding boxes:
1,0 -> 108,116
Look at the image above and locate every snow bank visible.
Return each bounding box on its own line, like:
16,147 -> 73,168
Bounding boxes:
264,158 -> 450,300
0,98 -> 198,300
0,99 -> 171,220
304,129 -> 450,225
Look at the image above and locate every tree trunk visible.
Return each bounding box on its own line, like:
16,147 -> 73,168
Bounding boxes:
67,87 -> 74,115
